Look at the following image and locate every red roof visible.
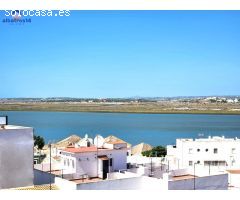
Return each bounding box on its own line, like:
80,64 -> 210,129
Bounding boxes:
63,146 -> 98,153
227,170 -> 240,174
62,146 -> 128,154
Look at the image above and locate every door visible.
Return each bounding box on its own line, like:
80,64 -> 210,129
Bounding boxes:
102,160 -> 109,179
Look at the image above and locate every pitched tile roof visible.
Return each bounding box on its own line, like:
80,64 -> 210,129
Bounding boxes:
55,134 -> 81,148
104,135 -> 131,147
131,143 -> 153,155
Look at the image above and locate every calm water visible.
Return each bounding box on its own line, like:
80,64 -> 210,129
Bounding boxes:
1,111 -> 240,146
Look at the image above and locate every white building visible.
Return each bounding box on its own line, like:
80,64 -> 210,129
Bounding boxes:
0,123 -> 34,189
167,136 -> 240,170
227,99 -> 234,103
59,135 -> 128,179
227,169 -> 240,190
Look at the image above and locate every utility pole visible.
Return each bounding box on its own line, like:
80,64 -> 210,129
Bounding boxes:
149,152 -> 153,177
48,142 -> 52,190
193,163 -> 197,190
96,135 -> 99,178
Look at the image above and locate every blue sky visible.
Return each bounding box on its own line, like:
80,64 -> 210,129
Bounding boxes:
0,11 -> 240,98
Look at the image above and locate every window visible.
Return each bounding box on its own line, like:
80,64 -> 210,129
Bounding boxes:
197,149 -> 200,152
64,159 -> 66,166
204,160 -> 226,166
232,148 -> 236,154
197,160 -> 200,164
110,158 -> 113,167
72,160 -> 75,168
189,161 -> 193,166
205,149 -> 208,152
67,159 -> 70,166
214,148 -> 218,154
189,148 -> 193,154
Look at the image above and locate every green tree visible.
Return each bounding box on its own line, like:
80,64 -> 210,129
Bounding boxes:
34,135 -> 45,150
142,146 -> 166,157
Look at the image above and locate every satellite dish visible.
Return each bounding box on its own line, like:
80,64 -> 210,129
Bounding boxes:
94,135 -> 104,148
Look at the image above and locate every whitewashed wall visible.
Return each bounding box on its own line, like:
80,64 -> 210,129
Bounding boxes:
228,173 -> 240,189
167,137 -> 240,170
111,149 -> 127,170
76,176 -> 163,190
34,163 -> 61,172
55,177 -> 77,190
60,148 -> 127,177
168,174 -> 228,190
76,153 -> 98,177
107,172 -> 139,179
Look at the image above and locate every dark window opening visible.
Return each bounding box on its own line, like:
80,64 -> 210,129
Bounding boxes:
87,141 -> 91,147
189,161 -> 193,166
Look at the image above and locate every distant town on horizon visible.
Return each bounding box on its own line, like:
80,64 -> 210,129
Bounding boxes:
1,95 -> 240,100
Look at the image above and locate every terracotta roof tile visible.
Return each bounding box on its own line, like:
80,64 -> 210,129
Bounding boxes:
227,170 -> 240,174
131,143 -> 153,155
64,146 -> 97,153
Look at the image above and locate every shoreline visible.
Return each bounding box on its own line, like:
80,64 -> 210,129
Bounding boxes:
1,102 -> 240,115
1,109 -> 240,115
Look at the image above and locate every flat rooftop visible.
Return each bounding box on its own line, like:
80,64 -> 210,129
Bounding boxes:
0,125 -> 32,130
172,174 -> 198,181
62,146 -> 127,154
177,136 -> 240,142
64,146 -> 100,153
71,177 -> 102,184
